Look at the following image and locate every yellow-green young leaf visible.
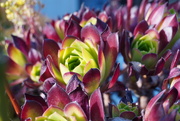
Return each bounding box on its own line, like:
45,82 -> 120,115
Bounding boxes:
43,106 -> 64,117
48,112 -> 67,121
60,63 -> 69,77
62,36 -> 76,49
35,116 -> 47,121
70,40 -> 89,52
30,63 -> 41,82
7,44 -> 27,67
84,59 -> 98,75
64,102 -> 88,121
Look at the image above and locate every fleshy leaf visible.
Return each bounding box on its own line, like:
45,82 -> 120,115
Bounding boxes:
47,83 -> 71,109
142,53 -> 157,69
147,3 -> 166,25
43,106 -> 64,118
7,43 -> 27,67
90,88 -> 105,121
144,90 -> 166,121
12,35 -> 29,56
62,36 -> 77,49
133,20 -> 149,36
21,100 -> 44,121
43,39 -> 60,68
81,24 -> 101,44
64,102 -> 88,121
62,72 -> 82,84
83,68 -> 101,94
43,77 -> 56,93
120,111 -> 136,120
28,48 -> 41,64
66,20 -> 81,38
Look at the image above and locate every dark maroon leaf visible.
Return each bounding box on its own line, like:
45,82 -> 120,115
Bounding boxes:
47,83 -> 71,109
43,39 -> 60,68
83,68 -> 101,94
82,8 -> 97,21
12,35 -> 29,56
21,100 -> 44,121
90,88 -> 105,121
25,94 -> 48,111
160,110 -> 177,121
133,20 -> 149,36
66,20 -> 81,39
43,77 -> 56,93
28,48 -> 41,64
170,49 -> 180,69
154,57 -> 165,75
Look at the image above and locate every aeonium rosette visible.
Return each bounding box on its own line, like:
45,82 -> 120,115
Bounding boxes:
120,2 -> 179,75
41,24 -> 119,93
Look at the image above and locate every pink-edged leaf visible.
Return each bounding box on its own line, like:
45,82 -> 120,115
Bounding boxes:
154,57 -> 165,75
12,35 -> 29,56
62,72 -> 82,84
95,18 -> 109,34
120,111 -> 136,120
25,94 -> 48,111
133,20 -> 149,36
47,83 -> 71,109
90,88 -> 105,121
43,39 -> 60,68
160,27 -> 174,42
157,14 -> 178,32
108,63 -> 120,89
43,77 -> 56,93
21,100 -> 44,121
46,55 -> 63,84
98,47 -> 106,82
43,23 -> 61,42
105,81 -> 126,93
115,8 -> 124,32
83,68 -> 101,94
144,90 -> 166,121
167,67 -> 180,80
147,3 -> 166,25
62,36 -> 77,49
39,60 -> 52,82
146,102 -> 165,121
66,20 -> 81,39
145,28 -> 159,39
142,53 -> 157,69
64,102 -> 88,121
138,0 -> 148,21
162,87 -> 178,113
28,49 -> 41,64
81,24 -> 101,44
170,49 -> 180,69
43,105 -> 64,117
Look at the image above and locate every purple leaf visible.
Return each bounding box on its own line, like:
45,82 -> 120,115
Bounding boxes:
47,83 -> 71,109
28,49 -> 41,64
81,24 -> 101,44
90,88 -> 105,121
43,39 -> 60,68
25,94 -> 48,111
108,63 -> 120,89
146,102 -> 165,121
154,57 -> 165,75
147,3 -> 166,26
142,53 -> 157,69
43,77 -> 56,93
144,90 -> 166,121
66,20 -> 81,39
133,20 -> 149,36
21,100 -> 44,121
39,60 -> 52,82
12,35 -> 29,56
83,68 -> 101,94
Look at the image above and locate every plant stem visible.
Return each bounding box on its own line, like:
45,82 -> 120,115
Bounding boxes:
5,80 -> 21,117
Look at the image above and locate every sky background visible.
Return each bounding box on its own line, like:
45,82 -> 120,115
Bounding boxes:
40,0 -> 107,19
